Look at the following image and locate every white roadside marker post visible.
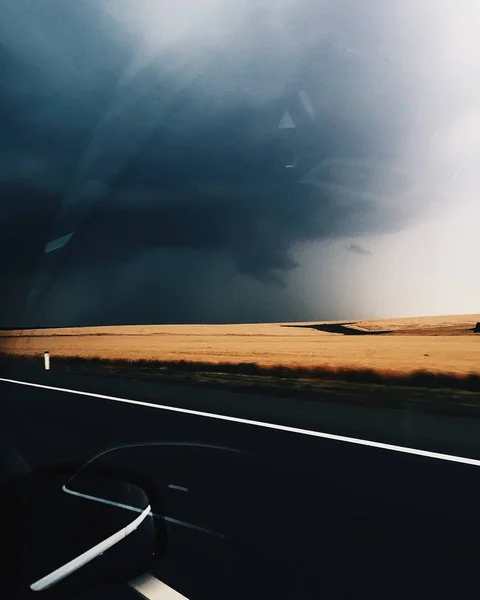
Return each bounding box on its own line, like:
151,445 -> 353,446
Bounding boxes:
44,351 -> 50,371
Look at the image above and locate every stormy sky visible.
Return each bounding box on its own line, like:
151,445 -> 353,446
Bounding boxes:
1,0 -> 479,327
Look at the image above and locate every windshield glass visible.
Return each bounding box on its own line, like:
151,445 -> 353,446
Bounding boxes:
1,1 -> 480,599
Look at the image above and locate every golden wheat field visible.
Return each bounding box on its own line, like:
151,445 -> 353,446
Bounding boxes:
1,314 -> 479,376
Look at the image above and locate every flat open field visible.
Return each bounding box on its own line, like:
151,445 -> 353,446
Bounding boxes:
1,314 -> 479,377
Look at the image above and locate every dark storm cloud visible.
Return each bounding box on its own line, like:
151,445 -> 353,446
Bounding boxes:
0,0 -> 422,326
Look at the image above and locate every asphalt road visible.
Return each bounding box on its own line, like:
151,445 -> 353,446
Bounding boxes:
2,366 -> 480,599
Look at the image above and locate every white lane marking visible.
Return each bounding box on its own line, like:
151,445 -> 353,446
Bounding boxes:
62,486 -> 226,539
168,484 -> 188,492
44,232 -> 74,254
1,377 -> 480,468
30,504 -> 151,591
130,573 -> 189,600
160,515 -> 225,539
62,484 -> 146,514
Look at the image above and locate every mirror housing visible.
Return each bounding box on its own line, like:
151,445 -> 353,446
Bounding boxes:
0,467 -> 166,597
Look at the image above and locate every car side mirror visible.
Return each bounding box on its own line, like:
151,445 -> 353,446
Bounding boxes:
1,467 -> 166,598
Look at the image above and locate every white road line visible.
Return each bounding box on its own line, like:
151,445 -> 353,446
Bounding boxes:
168,484 -> 188,492
30,504 -> 151,591
62,485 -> 146,513
62,486 -> 225,538
130,573 -> 189,600
1,377 -> 480,468
160,515 -> 225,539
